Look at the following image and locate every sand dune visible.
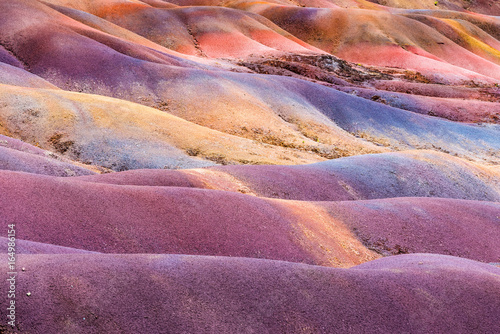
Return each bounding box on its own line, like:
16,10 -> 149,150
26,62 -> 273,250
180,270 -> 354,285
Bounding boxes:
78,150 -> 500,202
2,166 -> 499,264
244,5 -> 500,82
0,135 -> 97,176
1,0 -> 499,332
3,253 -> 498,333
0,237 -> 98,254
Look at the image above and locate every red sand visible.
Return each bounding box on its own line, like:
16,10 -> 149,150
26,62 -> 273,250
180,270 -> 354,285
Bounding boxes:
1,0 -> 499,168
0,237 -> 97,254
1,1 -> 500,332
1,166 -> 499,264
323,197 -> 500,262
0,169 -> 378,267
2,253 -> 498,333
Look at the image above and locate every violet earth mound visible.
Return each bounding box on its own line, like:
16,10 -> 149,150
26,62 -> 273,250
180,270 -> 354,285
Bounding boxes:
3,168 -> 500,265
2,254 -> 500,334
1,0 -> 500,333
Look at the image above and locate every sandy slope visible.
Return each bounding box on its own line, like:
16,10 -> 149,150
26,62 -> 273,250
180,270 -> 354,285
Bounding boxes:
1,1 -> 499,332
2,254 -> 498,333
1,163 -> 499,263
78,150 -> 500,202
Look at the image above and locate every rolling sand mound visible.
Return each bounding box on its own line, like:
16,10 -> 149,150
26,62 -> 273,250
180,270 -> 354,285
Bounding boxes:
0,238 -> 98,254
0,62 -> 59,89
336,85 -> 500,123
0,83 -> 345,169
1,1 -> 500,332
0,135 -> 96,176
2,167 -> 499,264
3,254 -> 499,333
242,4 -> 500,82
0,169 -> 379,267
0,146 -> 95,176
47,2 -> 322,57
367,0 -> 500,16
0,0 -> 498,168
322,198 -> 500,262
79,150 -> 500,202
